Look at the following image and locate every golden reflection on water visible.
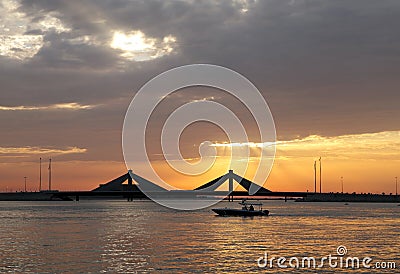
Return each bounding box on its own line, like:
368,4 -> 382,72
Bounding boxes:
0,201 -> 398,273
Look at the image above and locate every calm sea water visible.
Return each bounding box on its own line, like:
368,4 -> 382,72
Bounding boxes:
0,200 -> 398,273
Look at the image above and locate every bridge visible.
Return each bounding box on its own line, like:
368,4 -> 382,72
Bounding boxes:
3,170 -> 398,202
52,170 -> 311,201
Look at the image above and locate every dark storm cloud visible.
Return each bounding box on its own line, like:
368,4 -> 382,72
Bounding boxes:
30,31 -> 120,69
1,0 -> 400,161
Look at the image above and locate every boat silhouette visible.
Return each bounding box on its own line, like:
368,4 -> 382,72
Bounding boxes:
212,200 -> 269,217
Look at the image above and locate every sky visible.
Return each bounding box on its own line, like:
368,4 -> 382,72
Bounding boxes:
0,0 -> 399,193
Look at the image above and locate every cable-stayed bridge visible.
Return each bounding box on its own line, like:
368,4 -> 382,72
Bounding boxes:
2,170 -> 399,202
52,170 -> 311,201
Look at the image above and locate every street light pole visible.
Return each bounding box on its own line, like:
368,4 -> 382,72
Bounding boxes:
314,161 -> 317,193
341,176 -> 343,193
39,157 -> 42,192
396,176 -> 398,196
319,157 -> 322,193
24,176 -> 27,192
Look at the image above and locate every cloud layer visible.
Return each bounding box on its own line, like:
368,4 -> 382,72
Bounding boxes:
1,0 -> 399,166
210,130 -> 400,161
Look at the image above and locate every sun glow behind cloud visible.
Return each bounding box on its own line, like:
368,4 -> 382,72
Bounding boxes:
164,130 -> 398,193
209,131 -> 400,161
233,0 -> 257,13
110,30 -> 177,61
134,131 -> 399,191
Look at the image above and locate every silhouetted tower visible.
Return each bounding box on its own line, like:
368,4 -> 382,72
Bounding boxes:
48,158 -> 52,191
319,157 -> 322,193
39,157 -> 42,191
228,169 -> 234,201
127,171 -> 133,191
314,161 -> 317,193
228,169 -> 233,192
341,176 -> 343,193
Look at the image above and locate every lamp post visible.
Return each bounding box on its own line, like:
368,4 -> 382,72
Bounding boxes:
24,176 -> 27,192
39,157 -> 42,192
396,176 -> 398,196
319,157 -> 322,193
314,161 -> 317,193
48,158 -> 52,191
341,176 -> 343,193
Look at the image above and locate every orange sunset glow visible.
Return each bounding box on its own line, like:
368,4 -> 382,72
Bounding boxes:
1,131 -> 399,194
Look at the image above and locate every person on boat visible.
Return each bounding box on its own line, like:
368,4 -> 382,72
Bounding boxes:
249,205 -> 254,211
241,199 -> 248,210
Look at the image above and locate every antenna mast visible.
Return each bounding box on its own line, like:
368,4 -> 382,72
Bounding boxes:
319,157 -> 322,193
39,157 -> 42,191
48,158 -> 52,191
314,160 -> 317,193
341,176 -> 343,193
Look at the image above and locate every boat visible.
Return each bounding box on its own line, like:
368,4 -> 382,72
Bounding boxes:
212,200 -> 269,217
